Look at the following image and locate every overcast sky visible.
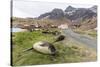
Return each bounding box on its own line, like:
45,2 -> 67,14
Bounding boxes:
13,0 -> 95,18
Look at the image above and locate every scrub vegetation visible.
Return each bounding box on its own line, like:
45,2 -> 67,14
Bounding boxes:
73,29 -> 97,39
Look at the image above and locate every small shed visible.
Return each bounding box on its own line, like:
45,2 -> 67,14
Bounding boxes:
58,23 -> 68,29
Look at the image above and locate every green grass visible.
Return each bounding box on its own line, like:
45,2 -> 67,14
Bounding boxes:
12,31 -> 97,66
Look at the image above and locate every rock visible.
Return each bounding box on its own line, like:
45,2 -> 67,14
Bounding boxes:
89,5 -> 97,13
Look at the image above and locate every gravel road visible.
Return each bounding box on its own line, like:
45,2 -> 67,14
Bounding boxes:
63,29 -> 97,50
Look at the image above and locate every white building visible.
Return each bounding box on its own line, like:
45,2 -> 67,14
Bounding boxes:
58,24 -> 68,29
94,27 -> 97,30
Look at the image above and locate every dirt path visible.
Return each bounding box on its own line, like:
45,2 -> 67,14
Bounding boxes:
63,29 -> 97,50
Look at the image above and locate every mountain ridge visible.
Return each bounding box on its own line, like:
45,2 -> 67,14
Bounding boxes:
37,5 -> 97,30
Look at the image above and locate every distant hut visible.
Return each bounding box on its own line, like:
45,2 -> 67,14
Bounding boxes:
94,27 -> 97,31
72,23 -> 81,28
20,24 -> 33,32
58,23 -> 68,29
20,24 -> 29,29
51,25 -> 57,28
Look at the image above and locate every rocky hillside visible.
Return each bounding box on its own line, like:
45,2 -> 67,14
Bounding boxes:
12,5 -> 97,30
37,5 -> 97,30
89,5 -> 97,13
38,8 -> 64,19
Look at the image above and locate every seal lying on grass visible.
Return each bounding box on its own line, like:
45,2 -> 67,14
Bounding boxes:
23,35 -> 65,55
33,41 -> 56,56
22,41 -> 56,56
